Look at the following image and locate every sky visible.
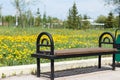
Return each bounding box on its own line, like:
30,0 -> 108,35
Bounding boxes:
0,0 -> 115,20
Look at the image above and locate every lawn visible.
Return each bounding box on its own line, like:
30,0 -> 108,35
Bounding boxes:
0,27 -> 116,66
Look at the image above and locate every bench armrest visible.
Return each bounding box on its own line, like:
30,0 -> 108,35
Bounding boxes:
99,32 -> 116,48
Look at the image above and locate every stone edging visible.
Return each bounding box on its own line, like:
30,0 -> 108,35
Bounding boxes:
0,57 -> 112,78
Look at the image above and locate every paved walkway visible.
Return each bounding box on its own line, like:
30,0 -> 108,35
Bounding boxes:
1,66 -> 120,80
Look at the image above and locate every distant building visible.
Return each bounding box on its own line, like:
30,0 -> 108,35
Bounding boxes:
82,19 -> 105,28
81,19 -> 105,28
91,22 -> 104,28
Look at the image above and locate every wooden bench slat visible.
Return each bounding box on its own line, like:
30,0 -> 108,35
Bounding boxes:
54,48 -> 117,56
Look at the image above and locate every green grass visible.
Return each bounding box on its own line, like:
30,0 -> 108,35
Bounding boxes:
0,26 -> 118,66
0,26 -> 116,36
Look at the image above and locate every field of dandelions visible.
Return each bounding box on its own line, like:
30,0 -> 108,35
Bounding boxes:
0,27 -> 115,66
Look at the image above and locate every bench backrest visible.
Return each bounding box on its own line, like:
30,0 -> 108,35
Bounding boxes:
36,32 -> 54,55
99,32 -> 116,48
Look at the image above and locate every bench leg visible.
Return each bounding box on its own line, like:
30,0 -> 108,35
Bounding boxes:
51,59 -> 54,80
37,58 -> 40,77
112,54 -> 115,70
98,55 -> 101,68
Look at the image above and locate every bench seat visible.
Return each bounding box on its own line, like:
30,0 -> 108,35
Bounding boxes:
54,48 -> 117,56
32,48 -> 118,59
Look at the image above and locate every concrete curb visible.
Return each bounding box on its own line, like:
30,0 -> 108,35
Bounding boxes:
0,57 -> 112,78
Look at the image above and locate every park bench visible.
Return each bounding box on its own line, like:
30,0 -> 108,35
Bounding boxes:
31,31 -> 120,80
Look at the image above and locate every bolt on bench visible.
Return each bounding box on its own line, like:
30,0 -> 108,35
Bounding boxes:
31,32 -> 120,80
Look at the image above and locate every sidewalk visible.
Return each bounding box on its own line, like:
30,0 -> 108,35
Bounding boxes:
1,58 -> 120,80
1,66 -> 120,80
0,57 -> 113,78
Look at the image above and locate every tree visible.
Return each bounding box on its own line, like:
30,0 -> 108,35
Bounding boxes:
18,11 -> 34,27
83,15 -> 88,20
81,15 -> 91,29
5,16 -> 12,27
67,2 -> 80,29
35,8 -> 41,27
105,0 -> 120,28
0,4 -> 2,25
113,16 -> 119,27
42,12 -> 47,27
11,0 -> 25,27
95,15 -> 107,23
105,0 -> 120,7
105,12 -> 114,28
26,9 -> 34,27
67,9 -> 72,29
2,15 -> 15,27
47,16 -> 52,28
11,0 -> 40,28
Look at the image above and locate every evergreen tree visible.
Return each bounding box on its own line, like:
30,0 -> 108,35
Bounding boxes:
43,12 -> 47,27
0,5 -> 2,24
83,15 -> 88,20
47,16 -> 52,28
67,2 -> 80,29
67,9 -> 72,28
105,12 -> 114,28
105,0 -> 120,28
